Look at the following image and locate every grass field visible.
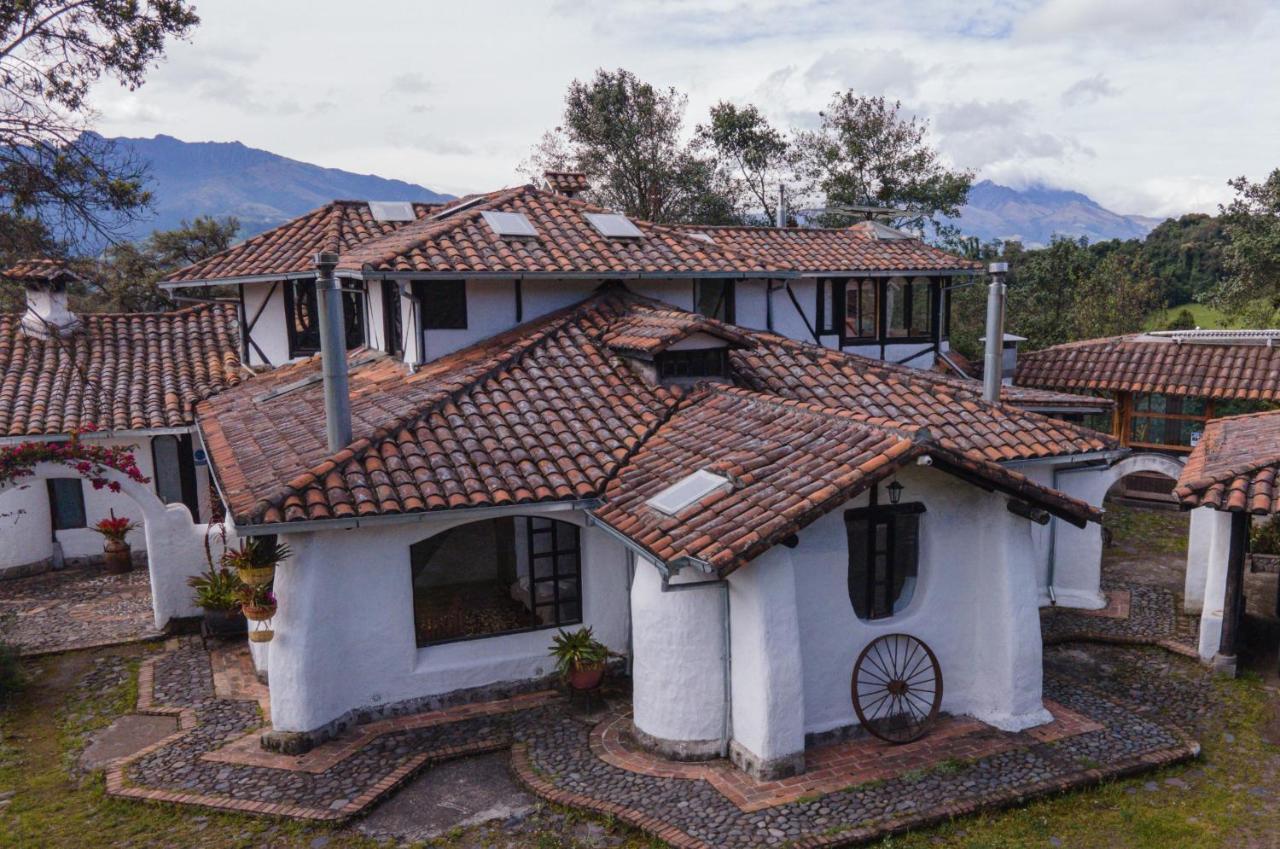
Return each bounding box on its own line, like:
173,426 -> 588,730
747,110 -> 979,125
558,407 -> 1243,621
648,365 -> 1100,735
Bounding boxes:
1143,303 -> 1240,331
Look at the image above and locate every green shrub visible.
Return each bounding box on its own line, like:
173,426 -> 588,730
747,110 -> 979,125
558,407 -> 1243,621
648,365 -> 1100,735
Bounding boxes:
0,613 -> 25,702
1251,516 -> 1280,555
186,566 -> 244,611
1167,308 -> 1197,331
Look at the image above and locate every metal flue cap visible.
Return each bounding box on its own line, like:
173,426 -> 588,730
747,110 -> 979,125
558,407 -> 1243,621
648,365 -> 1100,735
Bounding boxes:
988,262 -> 1009,274
314,251 -> 339,269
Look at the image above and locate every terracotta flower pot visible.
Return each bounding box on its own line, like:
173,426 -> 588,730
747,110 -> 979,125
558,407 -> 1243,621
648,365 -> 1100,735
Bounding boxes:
248,628 -> 274,643
103,539 -> 132,574
242,603 -> 276,622
568,661 -> 605,691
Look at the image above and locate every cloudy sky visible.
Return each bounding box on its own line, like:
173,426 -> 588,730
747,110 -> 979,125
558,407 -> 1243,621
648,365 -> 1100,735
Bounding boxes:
90,0 -> 1280,217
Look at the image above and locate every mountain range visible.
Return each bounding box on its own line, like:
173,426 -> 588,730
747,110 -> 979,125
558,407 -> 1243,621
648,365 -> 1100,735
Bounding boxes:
104,134 -> 1164,247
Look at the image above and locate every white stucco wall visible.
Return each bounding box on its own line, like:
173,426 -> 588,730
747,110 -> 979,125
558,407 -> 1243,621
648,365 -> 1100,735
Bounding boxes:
264,509 -> 630,734
1185,506 -> 1217,614
1196,508 -> 1234,660
240,280 -> 292,368
792,464 -> 1051,736
630,562 -> 726,748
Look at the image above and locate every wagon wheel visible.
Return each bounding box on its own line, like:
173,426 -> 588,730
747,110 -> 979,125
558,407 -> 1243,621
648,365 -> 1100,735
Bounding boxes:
851,633 -> 942,744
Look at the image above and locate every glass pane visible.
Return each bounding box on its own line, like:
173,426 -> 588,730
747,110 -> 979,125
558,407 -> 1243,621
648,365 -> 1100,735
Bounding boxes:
556,552 -> 579,575
846,517 -> 870,619
910,278 -> 931,336
531,529 -> 553,555
533,555 -> 555,579
47,478 -> 86,530
696,280 -> 729,320
886,277 -> 908,337
558,599 -> 582,624
152,436 -> 184,506
821,280 -> 835,333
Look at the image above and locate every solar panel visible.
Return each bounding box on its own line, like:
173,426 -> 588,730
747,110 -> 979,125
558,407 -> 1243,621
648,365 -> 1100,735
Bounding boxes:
481,210 -> 538,238
646,470 -> 733,516
368,201 -> 417,222
584,212 -> 644,238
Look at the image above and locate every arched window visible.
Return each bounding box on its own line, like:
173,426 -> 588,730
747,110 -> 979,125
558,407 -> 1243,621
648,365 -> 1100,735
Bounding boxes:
411,516 -> 582,645
845,503 -> 924,620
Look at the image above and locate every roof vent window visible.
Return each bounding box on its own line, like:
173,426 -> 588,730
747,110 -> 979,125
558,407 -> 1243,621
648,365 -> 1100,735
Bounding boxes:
687,232 -> 715,244
585,212 -> 644,239
646,469 -> 733,516
368,201 -> 417,222
481,210 -> 538,238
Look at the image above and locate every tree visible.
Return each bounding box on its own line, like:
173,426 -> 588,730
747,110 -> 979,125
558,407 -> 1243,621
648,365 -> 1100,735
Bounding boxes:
1213,169 -> 1280,325
697,102 -> 793,223
795,93 -> 972,239
1072,248 -> 1159,339
523,68 -> 738,224
76,216 -> 239,313
0,1 -> 200,249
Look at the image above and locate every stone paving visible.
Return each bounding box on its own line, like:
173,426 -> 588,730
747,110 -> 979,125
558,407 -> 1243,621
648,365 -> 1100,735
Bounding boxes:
1041,583 -> 1200,657
0,565 -> 160,655
102,636 -> 1200,848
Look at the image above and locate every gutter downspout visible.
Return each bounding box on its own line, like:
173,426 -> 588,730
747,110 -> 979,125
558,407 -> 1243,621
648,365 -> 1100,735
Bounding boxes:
661,575 -> 732,758
314,252 -> 353,452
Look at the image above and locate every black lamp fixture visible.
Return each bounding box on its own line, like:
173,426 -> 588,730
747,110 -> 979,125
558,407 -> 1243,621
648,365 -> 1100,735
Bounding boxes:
887,479 -> 904,505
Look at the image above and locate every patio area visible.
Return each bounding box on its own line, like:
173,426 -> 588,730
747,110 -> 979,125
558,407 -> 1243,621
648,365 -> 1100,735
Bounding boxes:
99,635 -> 1200,848
0,566 -> 160,656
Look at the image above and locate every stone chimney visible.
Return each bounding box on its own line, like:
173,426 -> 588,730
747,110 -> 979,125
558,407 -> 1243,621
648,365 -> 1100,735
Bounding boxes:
2,259 -> 84,339
543,171 -> 590,198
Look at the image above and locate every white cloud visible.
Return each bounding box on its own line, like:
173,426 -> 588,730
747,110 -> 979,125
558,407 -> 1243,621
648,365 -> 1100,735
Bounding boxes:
1060,74 -> 1118,106
1016,0 -> 1267,44
803,48 -> 926,98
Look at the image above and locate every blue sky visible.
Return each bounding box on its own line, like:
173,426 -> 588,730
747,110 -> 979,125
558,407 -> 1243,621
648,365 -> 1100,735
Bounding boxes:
90,0 -> 1280,217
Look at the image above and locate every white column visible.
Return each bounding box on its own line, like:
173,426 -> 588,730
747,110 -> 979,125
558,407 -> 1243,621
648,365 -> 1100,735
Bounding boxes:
1185,506 -> 1217,614
728,546 -> 806,779
630,560 -> 726,759
1197,509 -> 1234,661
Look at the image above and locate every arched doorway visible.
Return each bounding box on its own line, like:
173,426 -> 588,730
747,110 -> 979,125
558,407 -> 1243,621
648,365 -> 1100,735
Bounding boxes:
0,461 -> 234,629
1097,454 -> 1189,598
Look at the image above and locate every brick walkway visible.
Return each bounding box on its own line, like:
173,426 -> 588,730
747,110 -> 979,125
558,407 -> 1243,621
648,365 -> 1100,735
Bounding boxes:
103,638 -> 1200,848
0,566 -> 160,655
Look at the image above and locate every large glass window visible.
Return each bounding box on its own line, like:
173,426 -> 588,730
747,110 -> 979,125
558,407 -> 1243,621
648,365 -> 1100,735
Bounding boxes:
47,478 -> 86,531
1129,393 -> 1210,450
695,280 -> 735,323
815,279 -> 838,335
845,503 -> 924,620
284,279 -> 365,357
885,276 -> 933,339
416,280 -> 468,330
844,279 -> 877,340
411,516 -> 582,645
382,280 -> 403,357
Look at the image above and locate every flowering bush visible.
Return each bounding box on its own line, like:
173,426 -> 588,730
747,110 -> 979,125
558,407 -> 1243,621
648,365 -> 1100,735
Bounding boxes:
0,425 -> 149,494
91,509 -> 141,542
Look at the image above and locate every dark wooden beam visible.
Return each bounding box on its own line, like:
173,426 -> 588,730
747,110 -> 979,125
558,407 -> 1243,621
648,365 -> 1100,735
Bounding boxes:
1217,510 -> 1249,667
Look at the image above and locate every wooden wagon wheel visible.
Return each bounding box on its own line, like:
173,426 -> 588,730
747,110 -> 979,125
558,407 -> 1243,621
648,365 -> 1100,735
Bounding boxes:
851,633 -> 942,744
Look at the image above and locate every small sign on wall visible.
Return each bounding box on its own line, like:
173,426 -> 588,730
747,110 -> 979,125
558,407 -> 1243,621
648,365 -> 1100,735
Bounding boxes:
193,448 -> 208,467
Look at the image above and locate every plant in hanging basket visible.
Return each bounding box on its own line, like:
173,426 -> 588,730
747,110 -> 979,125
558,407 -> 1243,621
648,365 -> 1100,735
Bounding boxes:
223,537 -> 292,585
248,628 -> 274,643
549,626 -> 609,691
237,583 -> 277,622
91,509 -> 142,574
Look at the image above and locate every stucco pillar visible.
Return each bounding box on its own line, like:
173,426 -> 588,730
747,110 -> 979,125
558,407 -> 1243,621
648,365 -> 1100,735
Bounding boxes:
968,505 -> 1053,731
1197,508 -> 1233,661
630,559 -> 727,760
1185,506 -> 1217,614
728,546 -> 806,779
1048,466 -> 1109,610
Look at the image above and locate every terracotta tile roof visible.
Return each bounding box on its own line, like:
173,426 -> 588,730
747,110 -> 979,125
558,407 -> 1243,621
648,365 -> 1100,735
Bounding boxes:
198,292 -> 682,525
593,387 -> 1100,575
543,171 -> 590,195
1175,410 -> 1280,513
1016,333 -> 1280,402
934,350 -> 1115,412
336,185 -> 790,277
601,303 -> 750,356
682,225 -> 982,274
1,258 -> 84,285
732,335 -> 1119,463
0,303 -> 243,436
200,287 -> 1117,533
163,200 -> 445,284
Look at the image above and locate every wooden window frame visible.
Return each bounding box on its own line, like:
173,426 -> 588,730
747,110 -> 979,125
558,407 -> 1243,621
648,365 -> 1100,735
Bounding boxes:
844,502 -> 925,621
381,280 -> 403,357
693,279 -> 735,324
283,278 -> 366,358
883,276 -> 936,343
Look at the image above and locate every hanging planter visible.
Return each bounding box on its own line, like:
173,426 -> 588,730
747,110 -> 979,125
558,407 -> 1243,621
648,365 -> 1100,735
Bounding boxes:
222,537 -> 291,586
238,583 -> 277,622
248,627 -> 274,643
242,602 -> 277,622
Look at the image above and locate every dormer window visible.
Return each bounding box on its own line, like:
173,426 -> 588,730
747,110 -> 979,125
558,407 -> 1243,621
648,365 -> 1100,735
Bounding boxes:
584,212 -> 643,238
655,347 -> 730,380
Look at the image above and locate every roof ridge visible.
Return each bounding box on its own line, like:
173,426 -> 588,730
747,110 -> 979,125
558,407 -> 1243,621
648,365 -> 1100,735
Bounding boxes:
245,288 -> 644,522
162,202 -> 338,284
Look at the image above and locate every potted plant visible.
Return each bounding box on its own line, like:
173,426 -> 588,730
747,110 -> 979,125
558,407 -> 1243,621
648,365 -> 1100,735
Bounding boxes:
223,537 -> 291,586
187,566 -> 246,636
549,626 -> 609,691
91,510 -> 140,574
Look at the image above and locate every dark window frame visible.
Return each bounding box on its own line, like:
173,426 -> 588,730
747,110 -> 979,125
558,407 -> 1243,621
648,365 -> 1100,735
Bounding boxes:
816,278 -> 839,335
283,278 -> 366,358
693,279 -> 735,323
844,502 -> 925,621
842,278 -> 878,343
411,515 -> 583,647
655,347 -> 730,380
47,478 -> 87,533
882,276 -> 936,343
382,280 -> 403,357
415,280 -> 468,330
151,434 -> 200,522
837,277 -> 941,348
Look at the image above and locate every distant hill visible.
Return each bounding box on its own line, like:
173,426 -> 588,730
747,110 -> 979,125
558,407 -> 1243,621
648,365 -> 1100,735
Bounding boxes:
102,133 -> 452,242
953,180 -> 1162,247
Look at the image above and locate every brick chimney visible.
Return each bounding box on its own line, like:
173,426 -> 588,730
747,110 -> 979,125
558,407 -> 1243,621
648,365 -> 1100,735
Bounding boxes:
2,259 -> 83,338
543,171 -> 590,198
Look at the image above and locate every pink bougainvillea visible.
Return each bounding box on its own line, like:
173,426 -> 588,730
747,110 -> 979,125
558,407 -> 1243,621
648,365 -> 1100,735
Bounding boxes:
0,425 -> 150,492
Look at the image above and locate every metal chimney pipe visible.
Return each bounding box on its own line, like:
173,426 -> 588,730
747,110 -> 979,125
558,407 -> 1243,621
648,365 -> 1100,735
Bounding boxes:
775,184 -> 786,228
314,251 -> 353,452
983,262 -> 1008,404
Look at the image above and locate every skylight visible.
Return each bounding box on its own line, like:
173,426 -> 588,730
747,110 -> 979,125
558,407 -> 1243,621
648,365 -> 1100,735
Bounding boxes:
481,210 -> 538,238
646,470 -> 733,516
585,212 -> 644,239
368,201 -> 416,222
430,196 -> 487,221
687,232 -> 715,244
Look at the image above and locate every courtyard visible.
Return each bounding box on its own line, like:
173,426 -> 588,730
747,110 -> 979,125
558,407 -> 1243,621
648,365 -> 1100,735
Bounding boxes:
2,502 -> 1279,848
